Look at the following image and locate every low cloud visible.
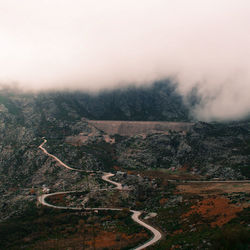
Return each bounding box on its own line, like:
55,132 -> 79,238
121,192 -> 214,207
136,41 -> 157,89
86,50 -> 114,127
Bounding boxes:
0,0 -> 250,121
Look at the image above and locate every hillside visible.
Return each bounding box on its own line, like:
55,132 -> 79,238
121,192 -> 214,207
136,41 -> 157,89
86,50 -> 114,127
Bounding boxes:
0,82 -> 249,219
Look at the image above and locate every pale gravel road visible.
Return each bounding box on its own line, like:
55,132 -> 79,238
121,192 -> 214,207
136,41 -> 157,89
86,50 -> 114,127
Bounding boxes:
38,139 -> 162,249
101,172 -> 123,190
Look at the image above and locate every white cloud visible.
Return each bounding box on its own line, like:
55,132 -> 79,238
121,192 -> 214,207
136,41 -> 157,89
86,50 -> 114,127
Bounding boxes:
0,0 -> 250,120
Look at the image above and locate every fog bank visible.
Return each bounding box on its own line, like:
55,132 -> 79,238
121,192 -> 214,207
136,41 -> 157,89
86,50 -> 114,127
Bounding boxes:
0,0 -> 250,121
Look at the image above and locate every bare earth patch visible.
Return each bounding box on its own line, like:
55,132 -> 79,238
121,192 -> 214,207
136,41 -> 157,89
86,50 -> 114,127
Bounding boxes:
177,183 -> 250,195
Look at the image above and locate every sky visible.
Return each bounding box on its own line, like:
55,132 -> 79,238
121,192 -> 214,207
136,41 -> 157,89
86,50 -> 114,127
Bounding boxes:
0,0 -> 250,121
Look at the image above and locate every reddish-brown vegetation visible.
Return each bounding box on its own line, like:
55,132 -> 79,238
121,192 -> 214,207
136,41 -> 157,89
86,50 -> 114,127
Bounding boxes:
32,229 -> 148,250
47,194 -> 67,206
159,198 -> 168,206
183,197 -> 242,227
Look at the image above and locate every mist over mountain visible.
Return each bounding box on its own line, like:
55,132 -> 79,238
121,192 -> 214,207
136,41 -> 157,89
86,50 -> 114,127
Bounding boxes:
0,81 -> 190,123
1,0 -> 250,121
1,73 -> 250,249
1,2 -> 250,248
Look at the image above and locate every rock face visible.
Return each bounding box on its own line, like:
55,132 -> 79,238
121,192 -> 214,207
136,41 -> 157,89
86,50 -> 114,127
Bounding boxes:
88,120 -> 194,136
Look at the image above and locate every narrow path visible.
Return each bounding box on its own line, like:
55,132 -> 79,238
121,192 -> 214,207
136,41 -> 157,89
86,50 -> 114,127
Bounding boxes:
39,139 -> 80,171
39,139 -> 93,173
38,139 -> 162,249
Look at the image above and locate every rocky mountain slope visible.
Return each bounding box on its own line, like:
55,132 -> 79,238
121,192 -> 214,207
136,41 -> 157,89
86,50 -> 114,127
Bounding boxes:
0,82 -> 250,222
115,122 -> 250,179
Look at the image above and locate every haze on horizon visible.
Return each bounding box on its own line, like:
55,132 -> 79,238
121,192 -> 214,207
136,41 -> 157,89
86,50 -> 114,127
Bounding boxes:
0,0 -> 250,121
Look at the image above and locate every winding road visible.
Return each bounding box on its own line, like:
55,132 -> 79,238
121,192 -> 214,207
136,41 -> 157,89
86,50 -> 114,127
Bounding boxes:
101,172 -> 123,190
39,139 -> 83,172
38,139 -> 162,249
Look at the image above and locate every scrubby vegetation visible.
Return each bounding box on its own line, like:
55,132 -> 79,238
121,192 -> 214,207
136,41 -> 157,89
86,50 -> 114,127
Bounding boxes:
0,203 -> 150,250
